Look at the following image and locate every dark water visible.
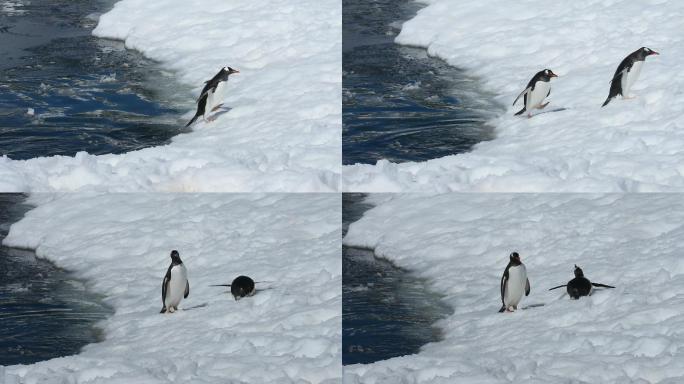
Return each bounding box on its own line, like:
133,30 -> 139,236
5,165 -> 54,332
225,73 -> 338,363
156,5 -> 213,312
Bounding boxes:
0,194 -> 111,366
343,0 -> 501,165
0,0 -> 186,160
342,193 -> 452,365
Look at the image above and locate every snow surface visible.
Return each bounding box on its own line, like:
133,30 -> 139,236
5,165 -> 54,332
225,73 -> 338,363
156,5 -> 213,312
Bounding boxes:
0,0 -> 341,192
1,193 -> 341,383
343,0 -> 684,192
343,194 -> 684,383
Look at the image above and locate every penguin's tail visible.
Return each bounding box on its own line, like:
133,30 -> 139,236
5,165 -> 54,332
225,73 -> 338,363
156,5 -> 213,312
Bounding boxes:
160,307 -> 167,314
601,96 -> 612,107
514,107 -> 526,116
498,305 -> 506,313
571,288 -> 580,299
185,113 -> 201,127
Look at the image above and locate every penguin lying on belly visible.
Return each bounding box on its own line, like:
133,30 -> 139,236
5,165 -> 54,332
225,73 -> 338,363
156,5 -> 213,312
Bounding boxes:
549,265 -> 615,299
512,69 -> 558,118
211,275 -> 257,301
602,47 -> 659,107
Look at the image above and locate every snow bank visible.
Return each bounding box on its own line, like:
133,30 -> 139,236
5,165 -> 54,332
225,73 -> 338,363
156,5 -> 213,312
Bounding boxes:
2,194 -> 341,383
343,0 -> 684,192
344,194 -> 684,383
0,0 -> 341,192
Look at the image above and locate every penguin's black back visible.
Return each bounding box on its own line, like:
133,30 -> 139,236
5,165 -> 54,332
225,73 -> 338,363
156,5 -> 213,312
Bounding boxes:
231,275 -> 255,299
566,276 -> 592,299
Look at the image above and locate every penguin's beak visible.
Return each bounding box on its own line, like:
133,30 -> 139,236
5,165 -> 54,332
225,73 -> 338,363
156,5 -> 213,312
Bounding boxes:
650,51 -> 660,55
550,73 -> 558,78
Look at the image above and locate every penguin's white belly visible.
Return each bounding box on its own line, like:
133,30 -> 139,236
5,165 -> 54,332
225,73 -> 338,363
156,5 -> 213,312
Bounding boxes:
622,61 -> 643,96
527,81 -> 550,109
206,82 -> 226,113
504,265 -> 527,308
165,265 -> 187,309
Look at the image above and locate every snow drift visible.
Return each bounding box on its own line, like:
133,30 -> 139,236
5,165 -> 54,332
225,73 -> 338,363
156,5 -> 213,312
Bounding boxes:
0,0 -> 341,192
2,193 -> 341,383
343,0 -> 684,192
344,193 -> 684,383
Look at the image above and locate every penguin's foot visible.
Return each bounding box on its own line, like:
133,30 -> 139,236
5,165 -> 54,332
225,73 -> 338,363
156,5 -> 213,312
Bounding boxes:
623,95 -> 636,100
168,307 -> 176,313
207,115 -> 218,122
211,103 -> 224,112
527,113 -> 533,119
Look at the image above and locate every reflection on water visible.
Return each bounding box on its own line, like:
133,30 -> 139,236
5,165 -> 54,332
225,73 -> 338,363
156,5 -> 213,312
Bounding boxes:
0,0 -> 186,160
0,194 -> 111,366
343,0 -> 501,165
343,193 -> 452,365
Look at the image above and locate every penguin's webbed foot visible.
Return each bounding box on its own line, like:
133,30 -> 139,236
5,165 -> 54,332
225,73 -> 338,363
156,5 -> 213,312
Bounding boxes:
211,103 -> 224,112
623,95 -> 636,100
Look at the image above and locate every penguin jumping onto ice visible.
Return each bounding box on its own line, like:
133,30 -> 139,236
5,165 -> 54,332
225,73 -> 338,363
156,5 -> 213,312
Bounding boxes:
602,47 -> 659,107
549,265 -> 615,299
512,69 -> 558,118
499,252 -> 530,312
186,66 -> 239,127
160,250 -> 189,313
211,275 -> 257,301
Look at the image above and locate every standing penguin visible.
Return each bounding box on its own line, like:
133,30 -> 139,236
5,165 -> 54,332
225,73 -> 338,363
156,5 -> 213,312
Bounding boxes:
602,47 -> 659,107
512,69 -> 558,118
211,275 -> 257,301
549,265 -> 615,299
186,66 -> 239,127
499,252 -> 530,312
160,250 -> 189,313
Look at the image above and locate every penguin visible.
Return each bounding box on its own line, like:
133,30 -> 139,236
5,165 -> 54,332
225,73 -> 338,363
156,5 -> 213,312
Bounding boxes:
602,47 -> 659,107
549,265 -> 615,299
186,66 -> 239,127
160,250 -> 189,313
211,275 -> 257,301
512,69 -> 558,118
499,252 -> 530,312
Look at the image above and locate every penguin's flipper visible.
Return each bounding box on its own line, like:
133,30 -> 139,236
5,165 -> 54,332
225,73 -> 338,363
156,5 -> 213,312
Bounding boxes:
500,270 -> 508,308
591,282 -> 615,289
186,94 -> 208,127
525,278 -> 530,296
512,87 -> 531,106
548,284 -> 567,291
514,107 -> 526,116
161,266 -> 171,307
210,284 -> 232,287
184,280 -> 190,298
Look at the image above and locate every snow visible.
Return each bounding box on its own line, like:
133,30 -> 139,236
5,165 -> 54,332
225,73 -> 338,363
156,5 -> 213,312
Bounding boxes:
0,0 -> 341,192
343,0 -> 684,192
343,193 -> 684,383
1,193 -> 341,383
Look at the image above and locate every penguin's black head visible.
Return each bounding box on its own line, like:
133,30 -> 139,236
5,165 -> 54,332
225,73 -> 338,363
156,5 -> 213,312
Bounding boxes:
543,69 -> 558,80
574,264 -> 584,278
638,47 -> 659,59
223,66 -> 240,75
170,250 -> 182,264
509,252 -> 521,264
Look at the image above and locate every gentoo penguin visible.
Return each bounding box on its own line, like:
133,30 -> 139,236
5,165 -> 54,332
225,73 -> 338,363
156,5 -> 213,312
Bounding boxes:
211,275 -> 257,300
160,250 -> 189,313
499,252 -> 530,312
602,47 -> 659,107
512,69 -> 558,118
186,66 -> 239,127
549,265 -> 615,299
